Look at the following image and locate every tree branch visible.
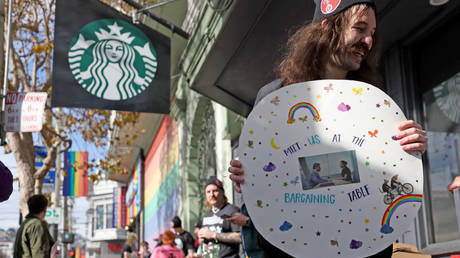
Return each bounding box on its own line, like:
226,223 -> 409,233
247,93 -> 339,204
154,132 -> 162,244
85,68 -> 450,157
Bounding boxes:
34,128 -> 57,179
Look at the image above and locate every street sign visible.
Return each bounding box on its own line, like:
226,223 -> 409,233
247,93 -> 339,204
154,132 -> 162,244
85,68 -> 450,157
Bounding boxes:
35,146 -> 56,192
45,207 -> 61,224
4,92 -> 47,132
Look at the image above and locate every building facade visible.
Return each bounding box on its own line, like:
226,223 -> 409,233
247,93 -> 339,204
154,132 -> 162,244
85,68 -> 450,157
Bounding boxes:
175,0 -> 460,256
109,0 -> 460,257
86,179 -> 126,258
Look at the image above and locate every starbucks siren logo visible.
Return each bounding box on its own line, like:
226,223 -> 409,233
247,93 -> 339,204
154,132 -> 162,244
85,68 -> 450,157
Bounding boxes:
68,19 -> 157,100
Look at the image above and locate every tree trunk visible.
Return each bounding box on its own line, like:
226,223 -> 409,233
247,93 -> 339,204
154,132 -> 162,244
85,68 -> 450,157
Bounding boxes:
34,177 -> 45,195
7,132 -> 36,219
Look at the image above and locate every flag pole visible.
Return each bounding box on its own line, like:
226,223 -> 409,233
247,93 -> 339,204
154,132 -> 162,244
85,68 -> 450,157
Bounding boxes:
122,0 -> 189,39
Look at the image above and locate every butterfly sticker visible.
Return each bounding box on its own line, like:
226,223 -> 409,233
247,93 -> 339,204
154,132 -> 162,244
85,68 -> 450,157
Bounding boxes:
353,88 -> 363,95
290,176 -> 299,185
298,115 -> 308,122
248,140 -> 254,148
368,130 -> 378,138
270,96 -> 280,105
263,162 -> 276,172
279,221 -> 293,231
324,84 -> 333,92
350,240 -> 363,249
384,99 -> 390,107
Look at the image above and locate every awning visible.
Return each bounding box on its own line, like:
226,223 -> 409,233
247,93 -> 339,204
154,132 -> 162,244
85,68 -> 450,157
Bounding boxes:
189,0 -> 460,116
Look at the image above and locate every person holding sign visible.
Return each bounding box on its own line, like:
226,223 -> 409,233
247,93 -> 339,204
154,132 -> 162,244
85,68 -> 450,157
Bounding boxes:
448,176 -> 460,193
228,0 -> 428,257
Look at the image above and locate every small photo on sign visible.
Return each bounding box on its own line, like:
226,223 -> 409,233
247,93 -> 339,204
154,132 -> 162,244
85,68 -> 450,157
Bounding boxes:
298,150 -> 360,190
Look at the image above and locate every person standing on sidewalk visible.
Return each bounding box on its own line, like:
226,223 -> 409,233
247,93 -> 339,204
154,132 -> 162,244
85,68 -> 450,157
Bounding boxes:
13,194 -> 56,258
228,0 -> 428,257
152,230 -> 185,258
171,216 -> 195,256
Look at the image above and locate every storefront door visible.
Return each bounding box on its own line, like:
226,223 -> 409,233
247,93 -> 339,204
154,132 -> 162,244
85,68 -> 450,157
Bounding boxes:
414,13 -> 460,246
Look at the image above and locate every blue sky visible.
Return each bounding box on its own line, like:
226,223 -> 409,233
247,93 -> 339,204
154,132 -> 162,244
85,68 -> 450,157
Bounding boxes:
0,146 -> 90,237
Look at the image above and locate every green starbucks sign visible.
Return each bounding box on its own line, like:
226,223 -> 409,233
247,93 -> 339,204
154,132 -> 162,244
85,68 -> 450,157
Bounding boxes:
68,19 -> 157,100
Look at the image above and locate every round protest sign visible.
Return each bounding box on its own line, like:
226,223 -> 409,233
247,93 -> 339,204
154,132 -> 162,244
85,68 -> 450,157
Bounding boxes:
239,80 -> 423,258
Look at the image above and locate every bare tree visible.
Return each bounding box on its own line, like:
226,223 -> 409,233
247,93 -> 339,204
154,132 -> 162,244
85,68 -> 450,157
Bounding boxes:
3,0 -> 141,218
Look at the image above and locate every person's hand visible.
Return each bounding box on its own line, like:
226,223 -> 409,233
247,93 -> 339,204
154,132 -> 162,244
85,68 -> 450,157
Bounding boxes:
198,227 -> 216,241
395,120 -> 427,154
226,212 -> 249,226
448,176 -> 460,193
50,241 -> 59,258
228,159 -> 244,193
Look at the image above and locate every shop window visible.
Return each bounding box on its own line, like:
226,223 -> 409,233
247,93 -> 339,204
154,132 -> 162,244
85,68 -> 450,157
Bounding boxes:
413,11 -> 460,245
96,205 -> 104,230
423,73 -> 460,243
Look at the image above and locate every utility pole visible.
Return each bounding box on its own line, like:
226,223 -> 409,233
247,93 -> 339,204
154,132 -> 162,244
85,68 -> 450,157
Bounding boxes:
0,0 -> 5,145
50,118 -> 62,244
0,0 -> 13,145
63,195 -> 68,258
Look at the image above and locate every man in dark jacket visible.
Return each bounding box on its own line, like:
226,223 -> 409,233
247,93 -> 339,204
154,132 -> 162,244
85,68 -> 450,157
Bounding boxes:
14,194 -> 55,258
170,215 -> 195,256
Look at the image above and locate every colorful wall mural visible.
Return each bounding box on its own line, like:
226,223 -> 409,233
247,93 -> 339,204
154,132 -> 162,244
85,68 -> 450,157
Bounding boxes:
143,115 -> 179,244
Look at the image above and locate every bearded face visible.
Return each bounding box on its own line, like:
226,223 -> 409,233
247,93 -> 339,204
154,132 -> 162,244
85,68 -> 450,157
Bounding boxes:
330,8 -> 376,72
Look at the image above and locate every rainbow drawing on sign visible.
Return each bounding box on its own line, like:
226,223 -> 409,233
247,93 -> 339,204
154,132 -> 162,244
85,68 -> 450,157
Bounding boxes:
287,102 -> 321,124
380,194 -> 422,234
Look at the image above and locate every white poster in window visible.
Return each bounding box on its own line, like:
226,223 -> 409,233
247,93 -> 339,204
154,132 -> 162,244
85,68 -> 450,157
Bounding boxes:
238,80 -> 424,258
4,92 -> 48,132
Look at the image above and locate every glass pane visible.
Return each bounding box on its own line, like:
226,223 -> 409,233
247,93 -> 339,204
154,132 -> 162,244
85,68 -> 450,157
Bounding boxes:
106,203 -> 113,228
96,205 -> 104,230
423,72 -> 460,243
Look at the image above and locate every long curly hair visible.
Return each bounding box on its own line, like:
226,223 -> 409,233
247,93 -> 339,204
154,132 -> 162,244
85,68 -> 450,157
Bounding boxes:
277,4 -> 382,88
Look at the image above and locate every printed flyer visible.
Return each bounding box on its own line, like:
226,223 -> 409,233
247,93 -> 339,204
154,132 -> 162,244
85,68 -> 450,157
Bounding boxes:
239,80 -> 423,257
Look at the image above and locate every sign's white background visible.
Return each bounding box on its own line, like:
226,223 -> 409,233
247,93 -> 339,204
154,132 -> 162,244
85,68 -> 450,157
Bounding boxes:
239,80 -> 423,257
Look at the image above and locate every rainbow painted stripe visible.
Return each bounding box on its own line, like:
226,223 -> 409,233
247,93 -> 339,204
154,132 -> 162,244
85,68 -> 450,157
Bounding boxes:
380,194 -> 422,234
63,151 -> 88,197
287,102 -> 321,124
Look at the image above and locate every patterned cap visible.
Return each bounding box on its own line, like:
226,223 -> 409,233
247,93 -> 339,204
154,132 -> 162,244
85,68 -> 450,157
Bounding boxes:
312,0 -> 376,23
205,176 -> 224,191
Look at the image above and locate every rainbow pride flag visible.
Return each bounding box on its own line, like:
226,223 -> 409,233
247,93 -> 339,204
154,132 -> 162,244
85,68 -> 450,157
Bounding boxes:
63,151 -> 88,197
